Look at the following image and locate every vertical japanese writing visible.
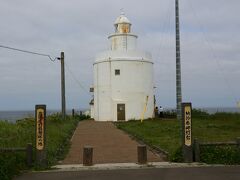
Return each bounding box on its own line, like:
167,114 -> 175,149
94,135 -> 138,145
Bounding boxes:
184,106 -> 191,146
36,108 -> 45,150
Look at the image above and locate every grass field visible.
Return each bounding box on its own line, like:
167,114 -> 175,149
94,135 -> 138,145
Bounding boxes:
0,114 -> 88,180
116,111 -> 240,163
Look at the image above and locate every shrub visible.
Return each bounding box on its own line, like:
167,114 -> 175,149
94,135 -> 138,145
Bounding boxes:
200,145 -> 240,164
170,146 -> 183,162
192,109 -> 210,119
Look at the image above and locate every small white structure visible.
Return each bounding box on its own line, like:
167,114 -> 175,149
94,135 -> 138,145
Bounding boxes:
89,99 -> 94,119
92,13 -> 155,121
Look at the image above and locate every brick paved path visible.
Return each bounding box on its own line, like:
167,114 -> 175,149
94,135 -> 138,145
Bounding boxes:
62,120 -> 165,164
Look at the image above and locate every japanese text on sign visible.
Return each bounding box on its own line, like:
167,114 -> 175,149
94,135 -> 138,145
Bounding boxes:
36,108 -> 45,150
184,106 -> 192,146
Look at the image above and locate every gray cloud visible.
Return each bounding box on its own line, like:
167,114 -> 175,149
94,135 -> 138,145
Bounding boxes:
0,0 -> 239,110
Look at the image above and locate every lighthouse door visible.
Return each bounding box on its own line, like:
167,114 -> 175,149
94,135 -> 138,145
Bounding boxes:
117,104 -> 125,121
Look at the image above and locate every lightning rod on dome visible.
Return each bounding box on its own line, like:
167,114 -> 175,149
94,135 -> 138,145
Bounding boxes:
120,8 -> 125,15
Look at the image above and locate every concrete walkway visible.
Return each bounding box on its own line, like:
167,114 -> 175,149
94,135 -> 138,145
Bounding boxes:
62,120 -> 164,164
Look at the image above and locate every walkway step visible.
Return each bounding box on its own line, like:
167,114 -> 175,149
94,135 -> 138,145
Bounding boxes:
52,162 -> 208,172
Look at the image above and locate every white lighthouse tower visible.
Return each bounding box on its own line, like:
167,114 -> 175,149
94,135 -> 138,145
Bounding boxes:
93,13 -> 155,121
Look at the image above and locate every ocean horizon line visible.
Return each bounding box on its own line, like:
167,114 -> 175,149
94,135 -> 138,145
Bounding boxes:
1,107 -> 240,123
0,106 -> 239,112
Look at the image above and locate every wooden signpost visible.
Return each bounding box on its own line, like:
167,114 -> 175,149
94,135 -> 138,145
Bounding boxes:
35,105 -> 47,167
181,103 -> 193,162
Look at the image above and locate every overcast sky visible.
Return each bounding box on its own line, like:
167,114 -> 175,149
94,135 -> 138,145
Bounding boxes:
0,0 -> 239,110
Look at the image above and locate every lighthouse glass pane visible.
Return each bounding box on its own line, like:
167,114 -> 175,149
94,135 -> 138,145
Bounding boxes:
117,24 -> 130,33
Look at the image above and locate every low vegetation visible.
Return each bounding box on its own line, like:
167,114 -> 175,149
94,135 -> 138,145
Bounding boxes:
0,114 -> 89,180
116,109 -> 240,164
200,145 -> 240,164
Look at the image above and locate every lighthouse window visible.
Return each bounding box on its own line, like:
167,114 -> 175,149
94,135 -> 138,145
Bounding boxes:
115,69 -> 120,75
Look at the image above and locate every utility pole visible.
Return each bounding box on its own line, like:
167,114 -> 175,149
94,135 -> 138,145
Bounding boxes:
175,0 -> 182,120
61,52 -> 66,120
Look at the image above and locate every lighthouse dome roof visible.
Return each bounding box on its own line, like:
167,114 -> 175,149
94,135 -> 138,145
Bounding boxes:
114,12 -> 131,25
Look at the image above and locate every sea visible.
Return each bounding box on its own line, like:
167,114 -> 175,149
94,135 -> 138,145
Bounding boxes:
200,107 -> 240,114
0,109 -> 87,123
0,107 -> 240,123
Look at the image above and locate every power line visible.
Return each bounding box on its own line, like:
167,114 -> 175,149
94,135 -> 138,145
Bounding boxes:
188,2 -> 239,105
155,0 -> 172,60
65,62 -> 92,97
1,43 -> 92,97
0,44 -> 58,61
154,0 -> 172,107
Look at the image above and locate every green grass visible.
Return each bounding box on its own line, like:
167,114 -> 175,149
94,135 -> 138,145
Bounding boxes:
116,119 -> 181,160
116,112 -> 240,163
0,114 -> 88,180
192,118 -> 240,142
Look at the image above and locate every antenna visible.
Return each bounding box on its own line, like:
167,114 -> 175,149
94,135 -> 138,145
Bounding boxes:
175,0 -> 182,120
